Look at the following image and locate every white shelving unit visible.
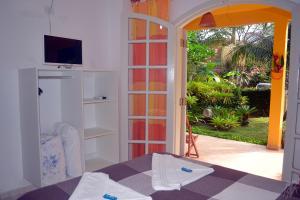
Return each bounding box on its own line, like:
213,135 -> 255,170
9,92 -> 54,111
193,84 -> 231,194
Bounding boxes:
19,68 -> 119,187
82,71 -> 119,172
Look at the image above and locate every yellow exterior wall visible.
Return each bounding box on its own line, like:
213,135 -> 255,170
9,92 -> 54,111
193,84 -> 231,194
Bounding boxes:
184,5 -> 291,150
267,20 -> 289,150
185,6 -> 291,30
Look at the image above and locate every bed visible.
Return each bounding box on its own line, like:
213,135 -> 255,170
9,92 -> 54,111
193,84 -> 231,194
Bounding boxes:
18,154 -> 296,200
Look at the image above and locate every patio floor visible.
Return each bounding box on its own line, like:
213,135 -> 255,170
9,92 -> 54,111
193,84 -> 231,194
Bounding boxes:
188,135 -> 284,180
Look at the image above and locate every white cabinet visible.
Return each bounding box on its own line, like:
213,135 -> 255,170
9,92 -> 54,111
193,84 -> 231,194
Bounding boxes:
19,68 -> 119,187
82,71 -> 119,172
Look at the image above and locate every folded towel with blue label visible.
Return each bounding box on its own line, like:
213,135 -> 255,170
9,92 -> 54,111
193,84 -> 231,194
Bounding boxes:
152,153 -> 214,191
69,172 -> 152,200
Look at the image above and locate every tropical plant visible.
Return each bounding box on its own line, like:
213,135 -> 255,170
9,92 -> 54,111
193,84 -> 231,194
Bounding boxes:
227,24 -> 274,83
209,91 -> 234,105
187,80 -> 244,109
187,111 -> 205,125
194,23 -> 275,87
223,70 -> 251,87
210,115 -> 239,131
239,96 -> 249,106
212,106 -> 231,116
236,105 -> 256,126
187,31 -> 217,81
186,95 -> 198,108
197,24 -> 273,47
230,35 -> 274,70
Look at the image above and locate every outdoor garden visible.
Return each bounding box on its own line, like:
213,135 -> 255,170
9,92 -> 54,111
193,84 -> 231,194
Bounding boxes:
186,23 -> 288,146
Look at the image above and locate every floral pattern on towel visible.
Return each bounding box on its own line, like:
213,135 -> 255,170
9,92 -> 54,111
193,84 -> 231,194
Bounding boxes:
41,135 -> 67,186
42,155 -> 59,172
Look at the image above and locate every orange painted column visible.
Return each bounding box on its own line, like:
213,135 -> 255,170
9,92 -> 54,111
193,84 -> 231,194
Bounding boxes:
267,19 -> 289,150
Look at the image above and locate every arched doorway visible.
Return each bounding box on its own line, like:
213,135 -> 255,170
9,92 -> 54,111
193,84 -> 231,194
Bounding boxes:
172,0 -> 300,183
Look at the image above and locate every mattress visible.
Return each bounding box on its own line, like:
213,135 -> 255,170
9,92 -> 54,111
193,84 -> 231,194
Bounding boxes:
18,154 -> 293,200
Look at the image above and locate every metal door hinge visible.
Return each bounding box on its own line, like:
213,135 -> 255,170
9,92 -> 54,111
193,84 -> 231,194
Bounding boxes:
180,39 -> 187,48
179,97 -> 187,106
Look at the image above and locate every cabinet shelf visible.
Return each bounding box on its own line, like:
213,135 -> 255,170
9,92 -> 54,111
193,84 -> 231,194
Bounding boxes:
83,98 -> 112,104
84,127 -> 115,140
38,75 -> 73,79
85,157 -> 114,172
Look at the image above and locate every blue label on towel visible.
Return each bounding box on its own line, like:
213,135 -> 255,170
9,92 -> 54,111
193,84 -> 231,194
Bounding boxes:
181,167 -> 193,173
103,194 -> 117,200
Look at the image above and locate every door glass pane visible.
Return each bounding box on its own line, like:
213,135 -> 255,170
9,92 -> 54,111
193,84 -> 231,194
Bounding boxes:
129,143 -> 145,159
128,16 -> 170,159
129,94 -> 146,116
129,119 -> 145,140
148,119 -> 166,141
129,18 -> 146,40
131,0 -> 169,21
149,43 -> 167,66
148,144 -> 166,153
148,94 -> 166,116
149,68 -> 167,91
129,69 -> 146,91
150,22 -> 168,40
129,43 -> 146,66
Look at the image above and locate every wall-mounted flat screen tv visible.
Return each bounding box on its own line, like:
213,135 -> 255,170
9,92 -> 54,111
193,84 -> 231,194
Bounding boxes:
44,35 -> 82,65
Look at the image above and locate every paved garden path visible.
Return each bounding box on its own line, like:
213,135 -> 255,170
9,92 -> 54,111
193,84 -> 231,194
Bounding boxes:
190,135 -> 284,180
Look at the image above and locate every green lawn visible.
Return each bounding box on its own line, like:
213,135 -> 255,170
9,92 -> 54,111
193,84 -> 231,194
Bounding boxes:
192,117 -> 269,145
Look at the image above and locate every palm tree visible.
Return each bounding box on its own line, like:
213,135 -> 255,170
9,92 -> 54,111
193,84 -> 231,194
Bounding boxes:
192,23 -> 278,86
197,23 -> 274,70
229,34 -> 274,70
228,23 -> 274,69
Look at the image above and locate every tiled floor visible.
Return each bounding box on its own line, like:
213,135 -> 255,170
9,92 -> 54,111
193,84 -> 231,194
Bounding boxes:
189,135 -> 284,180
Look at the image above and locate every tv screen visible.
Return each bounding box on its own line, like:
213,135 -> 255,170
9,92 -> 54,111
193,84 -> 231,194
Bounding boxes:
44,35 -> 82,65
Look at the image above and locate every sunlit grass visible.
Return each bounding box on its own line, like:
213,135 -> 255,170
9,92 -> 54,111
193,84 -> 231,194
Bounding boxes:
192,117 -> 269,145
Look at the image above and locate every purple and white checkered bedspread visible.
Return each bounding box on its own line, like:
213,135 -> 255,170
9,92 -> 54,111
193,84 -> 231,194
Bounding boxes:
19,154 -> 291,200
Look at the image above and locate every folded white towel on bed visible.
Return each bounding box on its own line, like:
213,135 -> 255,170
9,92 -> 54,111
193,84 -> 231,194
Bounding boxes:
152,153 -> 214,191
69,172 -> 152,200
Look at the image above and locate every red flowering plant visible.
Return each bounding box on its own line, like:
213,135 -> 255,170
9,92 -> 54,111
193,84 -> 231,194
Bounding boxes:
272,54 -> 284,73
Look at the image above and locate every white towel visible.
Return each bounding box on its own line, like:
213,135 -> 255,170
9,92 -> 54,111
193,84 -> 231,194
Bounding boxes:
54,122 -> 83,177
69,172 -> 152,200
152,153 -> 214,191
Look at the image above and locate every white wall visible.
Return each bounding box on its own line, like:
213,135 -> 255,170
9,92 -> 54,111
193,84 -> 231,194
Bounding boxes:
0,0 -> 124,193
107,0 -> 127,70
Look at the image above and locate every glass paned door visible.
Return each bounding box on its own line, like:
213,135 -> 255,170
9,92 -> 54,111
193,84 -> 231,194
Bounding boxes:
127,14 -> 173,159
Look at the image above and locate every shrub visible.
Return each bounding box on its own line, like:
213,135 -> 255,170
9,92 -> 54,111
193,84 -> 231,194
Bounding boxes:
187,81 -> 244,110
187,111 -> 205,125
236,105 -> 256,116
212,106 -> 234,117
210,115 -> 239,131
241,88 -> 270,116
209,106 -> 239,131
236,105 -> 256,126
186,95 -> 198,108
